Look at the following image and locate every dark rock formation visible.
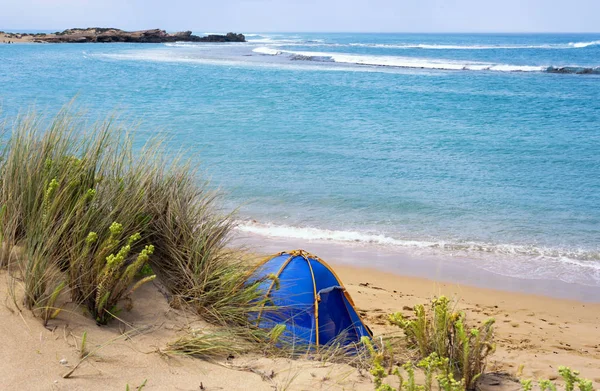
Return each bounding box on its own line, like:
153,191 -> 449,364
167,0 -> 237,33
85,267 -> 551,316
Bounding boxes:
30,28 -> 245,43
545,66 -> 600,75
195,32 -> 246,42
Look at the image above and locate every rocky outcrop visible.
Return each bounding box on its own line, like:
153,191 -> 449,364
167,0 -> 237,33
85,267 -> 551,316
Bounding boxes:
28,28 -> 245,43
196,32 -> 246,42
545,66 -> 600,75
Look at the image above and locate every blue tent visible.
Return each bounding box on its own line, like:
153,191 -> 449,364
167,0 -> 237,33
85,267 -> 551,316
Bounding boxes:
250,250 -> 372,347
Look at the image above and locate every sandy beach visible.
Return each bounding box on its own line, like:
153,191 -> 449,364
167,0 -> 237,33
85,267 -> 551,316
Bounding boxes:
0,32 -> 35,43
2,251 -> 598,390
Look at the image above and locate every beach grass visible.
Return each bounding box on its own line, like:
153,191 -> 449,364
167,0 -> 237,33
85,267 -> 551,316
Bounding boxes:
166,323 -> 373,370
0,107 -> 260,326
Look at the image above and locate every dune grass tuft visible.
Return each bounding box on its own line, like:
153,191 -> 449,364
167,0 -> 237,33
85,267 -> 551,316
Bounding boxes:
0,107 -> 258,327
140,171 -> 265,325
166,328 -> 257,359
166,322 -> 375,371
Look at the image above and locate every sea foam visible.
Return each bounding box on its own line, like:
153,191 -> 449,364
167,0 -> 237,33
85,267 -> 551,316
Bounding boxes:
236,221 -> 600,268
569,40 -> 600,48
252,46 -> 600,74
252,47 -> 281,56
348,41 -> 600,50
252,47 -> 547,72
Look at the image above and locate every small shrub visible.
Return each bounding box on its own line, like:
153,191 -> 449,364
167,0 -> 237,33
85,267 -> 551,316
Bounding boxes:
521,366 -> 594,391
363,337 -> 468,391
521,379 -> 533,391
362,337 -> 396,391
388,296 -> 495,390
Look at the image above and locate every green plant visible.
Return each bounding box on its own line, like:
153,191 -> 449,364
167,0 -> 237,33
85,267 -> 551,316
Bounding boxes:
521,379 -> 533,391
558,367 -> 592,391
0,204 -> 7,266
388,296 -> 495,390
125,379 -> 147,391
138,263 -> 154,277
362,339 -> 469,391
80,331 -> 88,358
37,280 -> 67,325
74,222 -> 156,324
520,366 -> 594,391
362,337 -> 393,391
540,379 -> 558,391
20,173 -> 76,321
402,361 -> 417,391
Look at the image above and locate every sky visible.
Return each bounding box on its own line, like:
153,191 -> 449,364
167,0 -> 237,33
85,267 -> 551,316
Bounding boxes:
1,0 -> 599,33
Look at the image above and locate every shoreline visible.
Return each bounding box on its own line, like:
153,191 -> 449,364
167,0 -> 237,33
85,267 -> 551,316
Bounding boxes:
235,232 -> 600,303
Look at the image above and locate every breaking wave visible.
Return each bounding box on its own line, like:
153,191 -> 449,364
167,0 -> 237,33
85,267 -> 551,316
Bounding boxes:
164,42 -> 209,48
348,40 -> 600,50
252,47 -> 282,55
236,220 -> 600,287
252,47 -> 600,74
569,40 -> 600,48
236,220 -> 600,267
254,40 -> 600,50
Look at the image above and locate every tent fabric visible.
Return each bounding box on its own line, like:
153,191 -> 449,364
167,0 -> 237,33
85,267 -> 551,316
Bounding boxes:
250,250 -> 372,347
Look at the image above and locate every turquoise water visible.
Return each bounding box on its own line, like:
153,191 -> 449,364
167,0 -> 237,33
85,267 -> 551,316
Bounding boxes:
1,33 -> 599,287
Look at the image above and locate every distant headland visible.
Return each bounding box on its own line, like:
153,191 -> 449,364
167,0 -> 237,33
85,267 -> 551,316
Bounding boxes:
0,28 -> 246,43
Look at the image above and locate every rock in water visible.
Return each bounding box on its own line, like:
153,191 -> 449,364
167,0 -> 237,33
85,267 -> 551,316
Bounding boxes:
195,32 -> 246,42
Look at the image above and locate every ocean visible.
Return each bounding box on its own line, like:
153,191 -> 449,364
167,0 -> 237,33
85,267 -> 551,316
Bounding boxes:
1,32 -> 599,289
